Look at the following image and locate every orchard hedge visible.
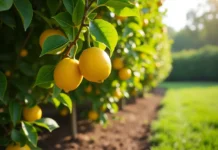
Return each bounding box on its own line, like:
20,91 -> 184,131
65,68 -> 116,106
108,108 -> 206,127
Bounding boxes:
0,0 -> 172,149
167,45 -> 218,81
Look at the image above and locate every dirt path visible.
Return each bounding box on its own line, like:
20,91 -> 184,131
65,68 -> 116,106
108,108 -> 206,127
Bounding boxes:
38,91 -> 164,150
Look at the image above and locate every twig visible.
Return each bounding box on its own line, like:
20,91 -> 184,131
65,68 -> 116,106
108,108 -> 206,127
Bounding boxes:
21,27 -> 34,49
64,0 -> 96,58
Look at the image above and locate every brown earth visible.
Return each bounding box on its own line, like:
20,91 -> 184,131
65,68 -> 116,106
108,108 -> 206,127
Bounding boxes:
38,89 -> 165,150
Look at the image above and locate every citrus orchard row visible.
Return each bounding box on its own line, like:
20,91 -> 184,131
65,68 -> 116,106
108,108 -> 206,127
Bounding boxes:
0,0 -> 171,149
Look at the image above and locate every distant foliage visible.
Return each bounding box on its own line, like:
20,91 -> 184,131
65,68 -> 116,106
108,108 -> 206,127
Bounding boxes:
171,0 -> 218,51
167,45 -> 218,81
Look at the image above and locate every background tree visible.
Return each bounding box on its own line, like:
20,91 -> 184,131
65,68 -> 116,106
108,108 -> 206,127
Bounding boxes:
171,0 -> 218,51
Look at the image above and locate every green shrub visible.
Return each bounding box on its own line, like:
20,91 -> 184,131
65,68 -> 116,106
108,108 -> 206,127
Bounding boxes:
167,45 -> 218,81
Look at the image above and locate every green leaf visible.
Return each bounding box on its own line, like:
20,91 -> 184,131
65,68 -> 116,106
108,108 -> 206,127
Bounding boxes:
53,12 -> 73,28
89,19 -> 118,56
0,11 -> 16,29
123,22 -> 143,37
110,102 -> 119,113
53,12 -> 75,40
69,43 -> 78,57
9,101 -> 22,126
97,0 -> 108,5
34,118 -> 59,132
72,0 -> 85,26
93,41 -> 107,50
35,65 -> 55,87
11,129 -> 27,146
40,35 -> 69,57
51,96 -> 60,108
88,13 -> 97,20
24,94 -> 37,108
76,39 -> 83,54
0,0 -> 13,11
38,82 -> 54,89
53,93 -> 72,113
14,0 -> 33,31
47,0 -> 60,15
105,0 -> 139,17
134,44 -> 155,53
53,84 -> 61,98
63,0 -> 76,14
62,27 -> 75,41
0,71 -> 7,101
27,142 -> 42,150
21,122 -> 37,147
34,10 -> 52,28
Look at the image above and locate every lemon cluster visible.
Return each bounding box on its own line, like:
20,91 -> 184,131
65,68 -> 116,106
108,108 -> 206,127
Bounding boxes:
112,58 -> 132,80
39,29 -> 112,93
54,47 -> 111,92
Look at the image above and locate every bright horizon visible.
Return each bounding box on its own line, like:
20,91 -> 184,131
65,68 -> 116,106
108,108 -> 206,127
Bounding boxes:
161,0 -> 207,31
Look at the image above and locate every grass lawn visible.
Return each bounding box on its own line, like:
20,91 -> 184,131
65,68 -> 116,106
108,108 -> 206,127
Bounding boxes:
150,82 -> 218,150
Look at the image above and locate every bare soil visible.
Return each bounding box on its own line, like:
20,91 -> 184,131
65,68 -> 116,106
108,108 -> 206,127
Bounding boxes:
38,89 -> 165,150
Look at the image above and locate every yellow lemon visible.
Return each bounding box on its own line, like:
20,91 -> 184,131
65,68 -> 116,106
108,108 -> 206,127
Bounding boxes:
6,143 -> 30,150
88,110 -> 98,121
85,85 -> 92,93
79,47 -> 111,83
118,68 -> 132,80
54,58 -> 83,92
23,105 -> 42,122
113,88 -> 123,99
5,70 -> 11,77
60,107 -> 69,117
20,49 -> 28,57
112,58 -> 124,70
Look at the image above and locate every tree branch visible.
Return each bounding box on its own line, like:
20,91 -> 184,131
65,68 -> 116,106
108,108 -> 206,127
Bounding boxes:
64,0 -> 96,58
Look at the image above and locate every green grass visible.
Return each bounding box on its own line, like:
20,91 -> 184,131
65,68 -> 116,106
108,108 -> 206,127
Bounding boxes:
150,82 -> 218,150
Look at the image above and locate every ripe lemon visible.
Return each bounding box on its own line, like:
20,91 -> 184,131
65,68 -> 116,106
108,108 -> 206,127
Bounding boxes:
54,58 -> 83,92
23,105 -> 42,122
5,70 -> 11,77
118,68 -> 132,80
6,143 -> 30,150
112,58 -> 124,70
85,85 -> 92,93
20,49 -> 28,57
79,47 -> 111,83
39,29 -> 65,54
60,107 -> 69,117
113,88 -> 123,99
88,110 -> 98,121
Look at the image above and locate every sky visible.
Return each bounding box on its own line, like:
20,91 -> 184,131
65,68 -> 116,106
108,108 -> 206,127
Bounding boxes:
161,0 -> 207,31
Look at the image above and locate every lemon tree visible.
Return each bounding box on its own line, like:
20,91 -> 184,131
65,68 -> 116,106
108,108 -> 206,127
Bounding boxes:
0,0 -> 171,149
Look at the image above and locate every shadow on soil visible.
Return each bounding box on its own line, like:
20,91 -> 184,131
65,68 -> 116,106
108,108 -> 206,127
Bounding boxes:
37,88 -> 167,150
